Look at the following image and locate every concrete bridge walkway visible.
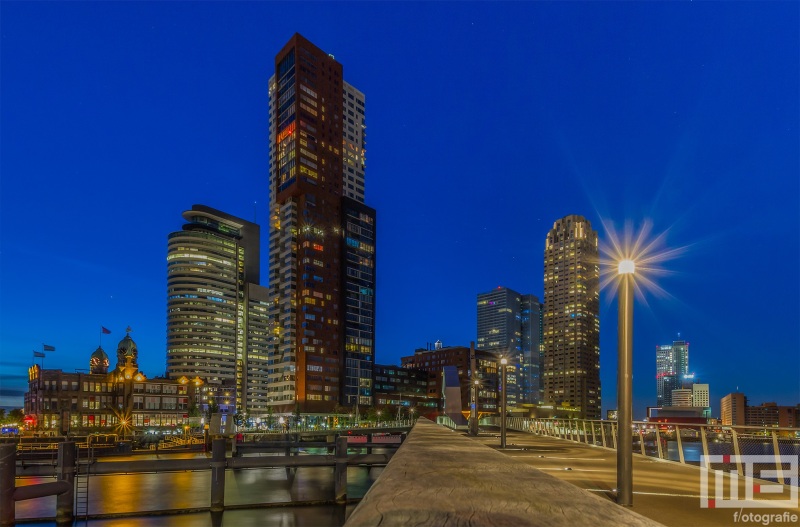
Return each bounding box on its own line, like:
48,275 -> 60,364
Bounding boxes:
346,419 -> 799,527
475,428 -> 800,527
345,418 -> 665,526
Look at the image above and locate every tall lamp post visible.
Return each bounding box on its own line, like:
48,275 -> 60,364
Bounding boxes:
471,379 -> 480,436
617,259 -> 635,506
500,357 -> 508,449
469,341 -> 478,436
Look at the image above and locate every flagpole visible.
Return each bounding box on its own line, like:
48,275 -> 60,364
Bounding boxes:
100,326 -> 111,347
37,349 -> 42,394
40,343 -> 55,369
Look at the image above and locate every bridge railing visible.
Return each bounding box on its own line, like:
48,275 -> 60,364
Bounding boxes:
5,435 -> 400,525
240,418 -> 417,437
487,417 -> 799,486
435,415 -> 466,430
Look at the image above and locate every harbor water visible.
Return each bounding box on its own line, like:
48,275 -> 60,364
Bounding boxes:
14,450 -> 384,527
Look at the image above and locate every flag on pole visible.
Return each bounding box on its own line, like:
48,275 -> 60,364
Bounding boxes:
101,327 -> 112,334
33,351 -> 46,358
42,344 -> 55,351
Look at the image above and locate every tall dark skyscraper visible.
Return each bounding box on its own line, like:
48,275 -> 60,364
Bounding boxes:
166,205 -> 271,415
268,34 -> 375,413
542,215 -> 600,419
476,287 -> 542,405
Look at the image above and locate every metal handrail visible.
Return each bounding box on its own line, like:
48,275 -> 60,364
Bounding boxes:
483,416 -> 799,487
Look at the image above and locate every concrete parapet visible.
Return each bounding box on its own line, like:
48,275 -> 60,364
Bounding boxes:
345,418 -> 665,527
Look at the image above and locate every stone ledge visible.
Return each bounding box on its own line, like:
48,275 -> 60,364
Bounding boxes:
345,418 -> 665,527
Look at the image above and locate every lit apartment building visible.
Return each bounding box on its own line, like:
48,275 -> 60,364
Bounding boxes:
722,393 -> 797,428
656,340 -> 689,407
671,389 -> 693,407
542,215 -> 600,419
721,392 -> 747,426
267,34 -> 375,413
400,343 -> 500,414
476,287 -> 543,405
745,402 -> 797,428
165,205 -> 270,416
692,383 -> 710,408
372,364 -> 437,414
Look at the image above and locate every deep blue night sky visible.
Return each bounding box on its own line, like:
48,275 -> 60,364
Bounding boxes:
1,2 -> 798,419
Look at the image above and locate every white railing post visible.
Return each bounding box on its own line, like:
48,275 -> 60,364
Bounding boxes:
638,427 -> 645,456
771,430 -> 785,485
655,427 -> 663,459
700,426 -> 709,463
675,425 -> 685,465
731,428 -> 743,475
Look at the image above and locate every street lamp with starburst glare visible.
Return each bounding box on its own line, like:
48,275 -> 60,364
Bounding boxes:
600,220 -> 686,507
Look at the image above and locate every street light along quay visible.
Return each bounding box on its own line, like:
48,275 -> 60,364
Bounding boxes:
599,219 -> 685,508
500,357 -> 508,449
471,378 -> 480,436
617,259 -> 634,507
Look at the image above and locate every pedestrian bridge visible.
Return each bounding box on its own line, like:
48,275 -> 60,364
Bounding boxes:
4,418 -> 798,526
345,418 -> 662,526
345,418 -> 800,527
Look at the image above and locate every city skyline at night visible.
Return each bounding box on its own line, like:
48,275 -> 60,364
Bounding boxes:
1,2 -> 798,420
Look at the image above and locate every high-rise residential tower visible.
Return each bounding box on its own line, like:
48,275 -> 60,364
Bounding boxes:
476,287 -> 542,405
166,205 -> 271,415
692,383 -> 709,409
521,296 -> 544,404
542,215 -> 600,419
267,34 -> 375,414
656,340 -> 689,407
721,392 -> 746,426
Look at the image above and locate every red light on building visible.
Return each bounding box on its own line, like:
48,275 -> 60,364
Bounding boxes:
277,122 -> 295,143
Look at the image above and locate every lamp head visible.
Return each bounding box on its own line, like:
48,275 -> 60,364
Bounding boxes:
500,358 -> 508,365
618,259 -> 635,275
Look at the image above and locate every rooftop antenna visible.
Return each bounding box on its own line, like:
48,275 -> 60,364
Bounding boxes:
253,201 -> 257,223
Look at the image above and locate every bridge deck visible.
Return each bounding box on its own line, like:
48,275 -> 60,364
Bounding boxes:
345,418 -> 664,526
474,428 -> 800,527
